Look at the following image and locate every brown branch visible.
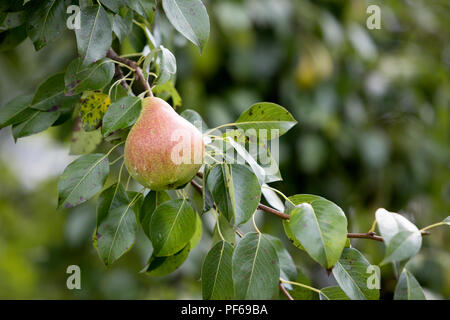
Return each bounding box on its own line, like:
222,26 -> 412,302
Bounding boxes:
114,64 -> 130,90
106,48 -> 153,97
257,203 -> 290,220
190,176 -> 430,242
347,232 -> 384,242
190,179 -> 203,195
279,282 -> 294,300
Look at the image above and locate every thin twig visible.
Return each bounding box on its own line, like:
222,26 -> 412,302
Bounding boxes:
252,211 -> 261,234
257,203 -> 290,220
279,282 -> 294,300
280,278 -> 322,295
347,232 -> 384,242
106,48 -> 153,97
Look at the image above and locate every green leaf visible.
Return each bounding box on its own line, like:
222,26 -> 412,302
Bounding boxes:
202,164 -> 214,213
157,45 -> 177,84
26,0 -> 67,50
382,231 -> 422,265
95,183 -> 139,265
102,96 -> 141,136
286,195 -> 348,269
186,178 -> 204,214
394,269 -> 426,300
320,286 -> 350,300
332,248 -> 380,300
100,0 -> 127,12
288,268 -> 314,300
129,0 -> 157,21
142,50 -> 155,80
140,190 -> 171,237
201,240 -> 234,300
79,91 -> 111,131
376,208 -> 422,264
12,109 -> 60,140
112,10 -> 133,43
0,11 -> 26,31
251,140 -> 282,183
223,132 -> 283,184
345,238 -> 352,248
153,81 -> 182,109
149,199 -> 197,257
127,22 -> 146,52
109,84 -> 129,102
232,232 -> 280,300
75,5 -> 112,67
31,73 -> 80,112
235,102 -> 297,140
65,58 -> 115,96
162,0 -> 210,52
288,194 -> 325,205
52,105 -> 75,127
283,219 -> 305,251
376,208 -> 421,243
206,164 -> 261,226
0,94 -> 34,129
264,234 -> 297,282
69,117 -> 103,155
183,177 -> 203,215
127,191 -> 144,218
212,213 -> 236,246
224,137 -> 268,184
190,213 -> 202,249
57,153 -> 110,209
180,109 -> 207,133
144,244 -> 190,276
78,0 -> 91,8
0,25 -> 27,52
261,185 -> 284,212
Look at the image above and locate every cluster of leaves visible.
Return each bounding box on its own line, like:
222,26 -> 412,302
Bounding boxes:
0,0 -> 449,300
201,145 -> 449,301
0,0 -> 208,271
0,0 -> 210,141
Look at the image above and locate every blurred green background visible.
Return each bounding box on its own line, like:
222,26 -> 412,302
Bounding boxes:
0,0 -> 449,299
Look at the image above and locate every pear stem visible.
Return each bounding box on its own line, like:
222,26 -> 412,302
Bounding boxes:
106,48 -> 153,98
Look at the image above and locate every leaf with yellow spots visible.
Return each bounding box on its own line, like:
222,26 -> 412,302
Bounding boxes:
79,91 -> 110,131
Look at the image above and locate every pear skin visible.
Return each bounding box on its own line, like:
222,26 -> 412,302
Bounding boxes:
124,97 -> 204,190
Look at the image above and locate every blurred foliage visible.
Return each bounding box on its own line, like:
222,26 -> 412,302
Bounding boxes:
0,0 -> 449,299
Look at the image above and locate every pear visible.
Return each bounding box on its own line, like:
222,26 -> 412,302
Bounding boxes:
124,97 -> 204,191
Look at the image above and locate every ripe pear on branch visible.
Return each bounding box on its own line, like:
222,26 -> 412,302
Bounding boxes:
124,97 -> 204,191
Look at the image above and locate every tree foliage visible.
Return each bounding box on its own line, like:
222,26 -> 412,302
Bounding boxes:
0,0 -> 448,300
